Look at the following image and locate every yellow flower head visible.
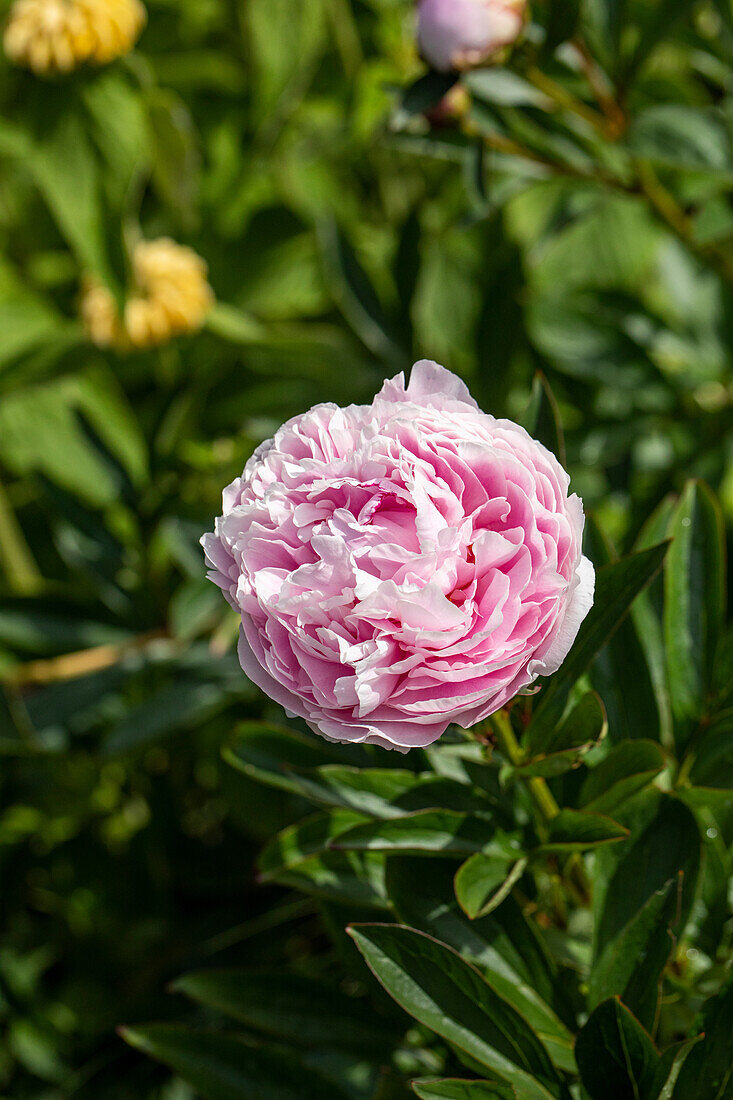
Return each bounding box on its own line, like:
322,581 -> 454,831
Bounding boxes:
81,238 -> 215,351
4,0 -> 146,74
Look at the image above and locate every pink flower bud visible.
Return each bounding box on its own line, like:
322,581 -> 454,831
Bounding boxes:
417,0 -> 527,73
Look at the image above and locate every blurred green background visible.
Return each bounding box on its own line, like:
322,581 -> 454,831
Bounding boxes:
0,0 -> 732,1095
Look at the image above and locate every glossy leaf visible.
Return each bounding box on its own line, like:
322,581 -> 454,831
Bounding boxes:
590,793 -> 701,1026
412,1081 -> 517,1100
664,482 -> 726,741
518,691 -> 606,775
584,516 -> 660,744
454,854 -> 528,920
539,809 -> 628,852
579,741 -> 666,814
348,924 -> 564,1100
385,860 -> 576,1074
330,810 -> 501,858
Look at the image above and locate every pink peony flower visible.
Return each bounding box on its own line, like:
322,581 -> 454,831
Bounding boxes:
417,0 -> 527,73
202,361 -> 594,751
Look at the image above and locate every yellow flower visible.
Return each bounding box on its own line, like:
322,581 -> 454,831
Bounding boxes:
4,0 -> 146,74
81,238 -> 215,351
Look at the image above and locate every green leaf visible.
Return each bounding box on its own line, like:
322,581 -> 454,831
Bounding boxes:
225,722 -> 358,795
538,809 -> 629,853
582,0 -> 627,73
146,87 -> 200,223
262,847 -> 389,909
521,371 -> 566,468
0,368 -> 146,506
579,741 -> 666,815
688,714 -> 733,789
257,809 -> 371,882
673,977 -> 733,1100
541,0 -> 581,55
82,71 -> 150,206
664,481 -> 726,741
227,726 -> 481,815
385,860 -> 576,1075
347,924 -> 565,1100
591,883 -> 678,1028
650,1037 -> 703,1099
454,854 -> 528,920
413,1080 -> 517,1100
290,766 -> 483,817
318,220 -> 404,363
396,73 -> 458,120
590,793 -> 701,1027
26,108 -> 116,287
520,691 -> 607,773
628,107 -> 733,176
528,542 -> 669,752
584,516 -> 660,744
171,970 -> 394,1056
330,811 -> 504,858
121,1025 -> 349,1100
465,71 -> 550,110
575,998 -> 659,1100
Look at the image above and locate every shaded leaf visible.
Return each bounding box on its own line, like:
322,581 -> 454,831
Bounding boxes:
121,1025 -> 349,1100
575,998 -> 659,1100
171,969 -> 394,1056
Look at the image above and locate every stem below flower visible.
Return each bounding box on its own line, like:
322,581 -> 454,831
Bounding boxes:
489,708 -> 592,907
489,708 -> 560,822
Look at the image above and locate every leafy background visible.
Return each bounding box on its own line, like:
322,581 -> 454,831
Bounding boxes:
0,0 -> 732,1097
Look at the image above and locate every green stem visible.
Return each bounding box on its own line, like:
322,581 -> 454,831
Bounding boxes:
525,66 -> 608,134
489,709 -> 560,822
489,709 -> 591,906
0,477 -> 41,595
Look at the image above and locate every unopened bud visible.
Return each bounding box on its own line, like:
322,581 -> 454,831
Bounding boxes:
417,0 -> 527,73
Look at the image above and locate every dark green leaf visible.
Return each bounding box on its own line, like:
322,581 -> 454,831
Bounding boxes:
413,1080 -> 517,1100
521,371 -> 566,468
664,481 -> 726,742
263,847 -> 389,909
539,809 -> 628,853
542,0 -> 581,55
397,73 -> 458,119
673,977 -> 733,1100
171,970 -> 394,1056
348,924 -> 564,1099
584,516 -> 660,744
575,998 -> 659,1100
385,860 -> 576,1074
520,691 -> 607,774
590,793 -> 701,1026
318,221 -> 404,363
529,542 -> 669,752
257,810 -> 370,882
628,108 -> 733,176
650,1037 -> 703,1099
121,1025 -> 349,1100
579,741 -> 666,815
331,811 -> 503,858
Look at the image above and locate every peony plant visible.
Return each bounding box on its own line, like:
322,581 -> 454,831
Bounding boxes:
125,368 -> 732,1100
